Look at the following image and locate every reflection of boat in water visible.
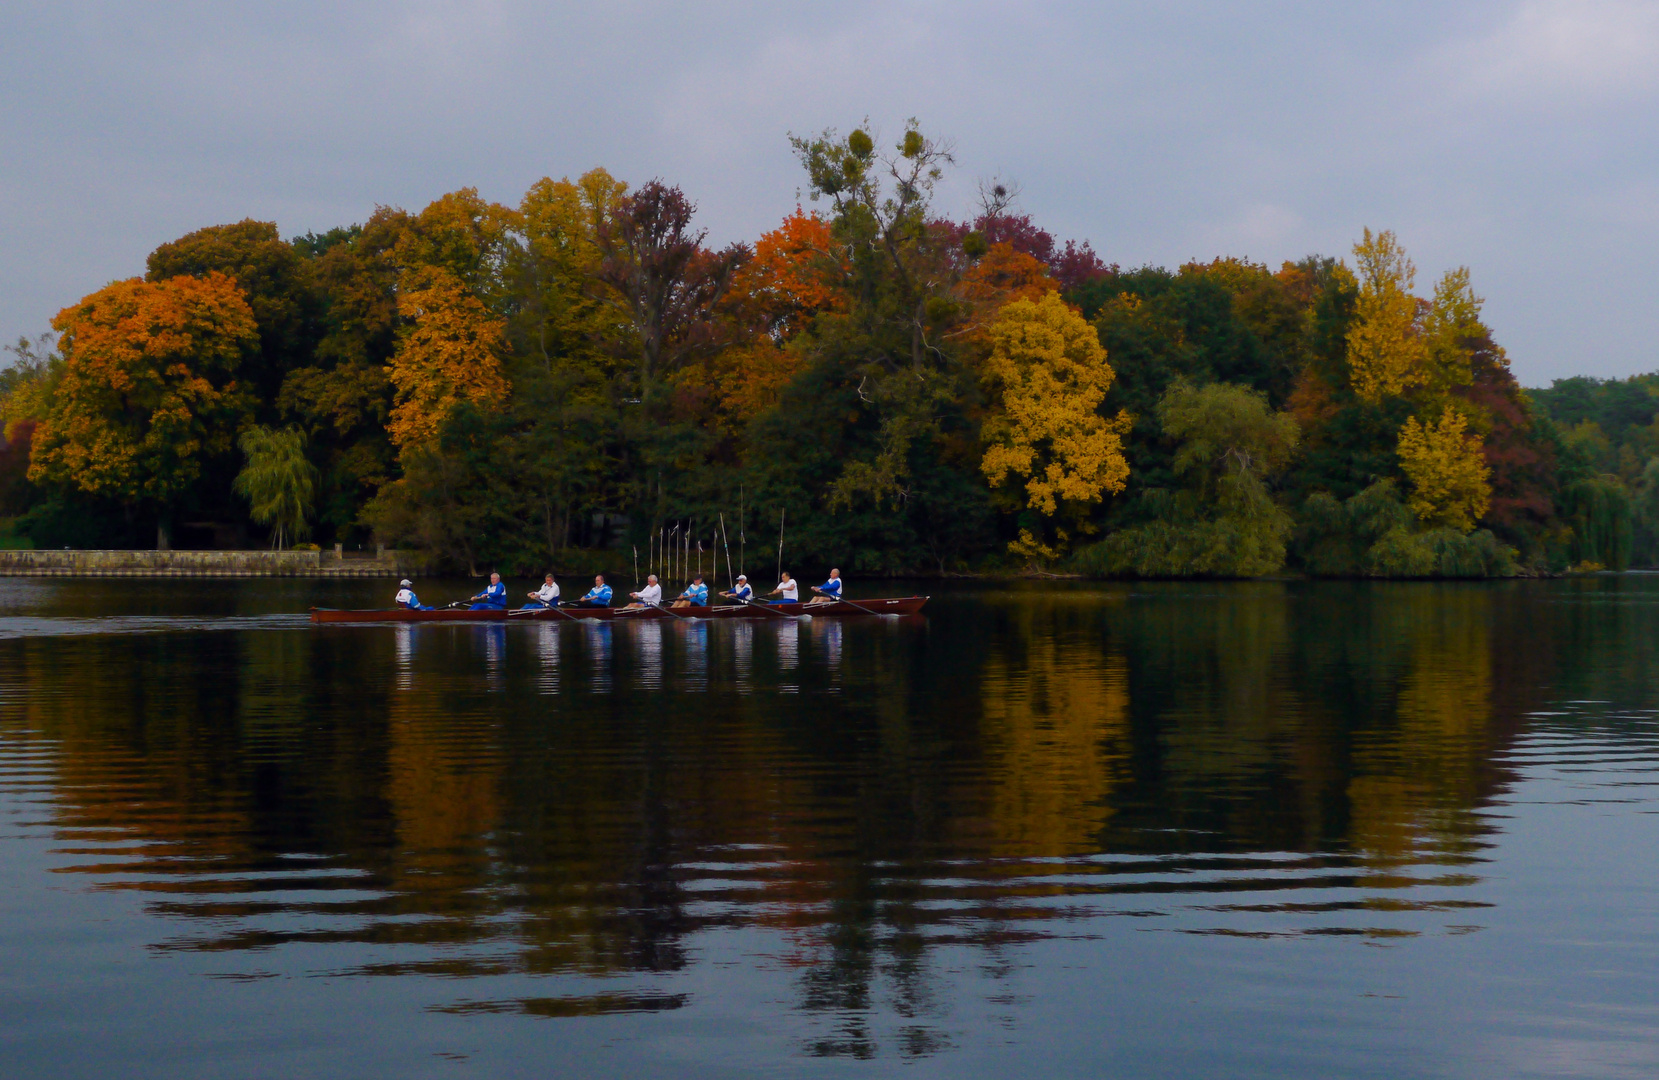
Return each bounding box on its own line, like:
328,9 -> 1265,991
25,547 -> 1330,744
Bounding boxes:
309,596 -> 929,624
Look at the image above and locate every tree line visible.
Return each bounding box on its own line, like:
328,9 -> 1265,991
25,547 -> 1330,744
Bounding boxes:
0,121 -> 1639,576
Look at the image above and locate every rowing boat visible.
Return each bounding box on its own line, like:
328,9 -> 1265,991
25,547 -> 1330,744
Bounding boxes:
309,596 -> 928,624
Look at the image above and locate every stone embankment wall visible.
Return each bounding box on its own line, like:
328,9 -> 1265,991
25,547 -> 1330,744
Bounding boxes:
0,550 -> 413,577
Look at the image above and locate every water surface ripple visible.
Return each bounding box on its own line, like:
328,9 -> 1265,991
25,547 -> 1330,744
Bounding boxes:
2,576 -> 1658,1078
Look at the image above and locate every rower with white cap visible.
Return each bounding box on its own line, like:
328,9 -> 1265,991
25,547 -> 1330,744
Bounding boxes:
721,574 -> 753,602
394,579 -> 431,610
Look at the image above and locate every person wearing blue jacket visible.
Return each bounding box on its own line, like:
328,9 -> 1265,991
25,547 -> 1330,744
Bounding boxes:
394,579 -> 430,610
674,575 -> 709,608
809,568 -> 843,605
721,575 -> 753,603
469,572 -> 508,610
575,575 -> 614,607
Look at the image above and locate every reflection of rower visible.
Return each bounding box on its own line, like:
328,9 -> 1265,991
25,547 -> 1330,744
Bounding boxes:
808,568 -> 842,605
469,572 -> 507,610
721,574 -> 753,603
395,578 -> 431,610
672,574 -> 709,609
522,573 -> 560,610
625,575 -> 663,609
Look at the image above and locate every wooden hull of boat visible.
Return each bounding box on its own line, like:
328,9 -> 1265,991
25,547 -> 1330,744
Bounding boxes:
309,596 -> 928,624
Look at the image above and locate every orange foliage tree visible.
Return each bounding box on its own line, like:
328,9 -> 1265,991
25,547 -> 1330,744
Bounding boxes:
386,269 -> 511,449
29,273 -> 257,546
699,209 -> 847,426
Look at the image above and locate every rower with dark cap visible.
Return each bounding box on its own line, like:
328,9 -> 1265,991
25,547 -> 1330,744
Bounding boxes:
468,572 -> 508,610
394,578 -> 431,610
672,574 -> 709,609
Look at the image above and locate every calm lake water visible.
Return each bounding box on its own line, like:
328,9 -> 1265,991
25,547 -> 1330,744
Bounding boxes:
2,576 -> 1657,1078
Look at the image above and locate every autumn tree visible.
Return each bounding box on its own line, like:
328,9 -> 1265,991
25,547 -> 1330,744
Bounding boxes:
596,180 -> 747,412
386,269 -> 511,449
508,169 -> 630,554
1396,408 -> 1492,532
29,274 -> 258,548
1346,228 -> 1427,402
980,292 -> 1131,538
146,219 -> 320,413
704,208 -> 847,429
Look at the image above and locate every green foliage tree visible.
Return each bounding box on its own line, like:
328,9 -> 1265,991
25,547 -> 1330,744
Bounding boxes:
234,426 -> 317,549
1077,382 -> 1298,577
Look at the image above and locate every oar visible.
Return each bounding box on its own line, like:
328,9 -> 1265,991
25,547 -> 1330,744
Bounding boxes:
739,596 -> 810,622
509,603 -> 578,621
835,596 -> 899,619
618,601 -> 692,622
809,587 -> 896,619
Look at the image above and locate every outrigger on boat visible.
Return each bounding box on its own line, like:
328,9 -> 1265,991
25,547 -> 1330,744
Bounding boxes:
309,596 -> 928,624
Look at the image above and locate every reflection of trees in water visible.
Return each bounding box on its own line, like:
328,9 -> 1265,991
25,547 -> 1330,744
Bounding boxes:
0,582 -> 1629,1059
1096,582 -> 1526,869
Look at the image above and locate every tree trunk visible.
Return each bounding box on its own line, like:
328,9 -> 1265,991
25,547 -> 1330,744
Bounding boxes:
156,519 -> 171,551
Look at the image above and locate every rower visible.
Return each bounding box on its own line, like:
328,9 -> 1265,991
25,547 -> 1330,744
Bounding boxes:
763,571 -> 799,605
469,572 -> 508,610
673,574 -> 709,609
523,573 -> 560,610
808,568 -> 842,605
394,578 -> 430,610
575,574 -> 613,607
721,574 -> 753,602
626,574 -> 663,609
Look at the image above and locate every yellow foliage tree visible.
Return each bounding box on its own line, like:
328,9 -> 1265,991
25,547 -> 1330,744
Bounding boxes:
518,168 -> 631,374
1346,228 -> 1427,402
1421,266 -> 1483,392
1396,408 -> 1491,532
386,269 -> 510,448
980,291 -> 1131,517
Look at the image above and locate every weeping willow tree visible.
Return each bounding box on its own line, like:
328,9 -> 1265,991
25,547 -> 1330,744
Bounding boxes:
1563,476 -> 1632,570
234,426 -> 316,549
1077,381 -> 1299,578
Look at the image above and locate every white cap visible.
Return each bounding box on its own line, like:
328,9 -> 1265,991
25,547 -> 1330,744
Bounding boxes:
399,578 -> 412,587
736,574 -> 747,581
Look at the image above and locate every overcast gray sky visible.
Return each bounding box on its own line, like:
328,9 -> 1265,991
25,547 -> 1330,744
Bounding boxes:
3,0 -> 1657,386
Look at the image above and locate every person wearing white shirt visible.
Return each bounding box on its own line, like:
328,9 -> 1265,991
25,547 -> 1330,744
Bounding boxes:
763,571 -> 799,605
627,575 -> 663,608
522,573 -> 560,610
